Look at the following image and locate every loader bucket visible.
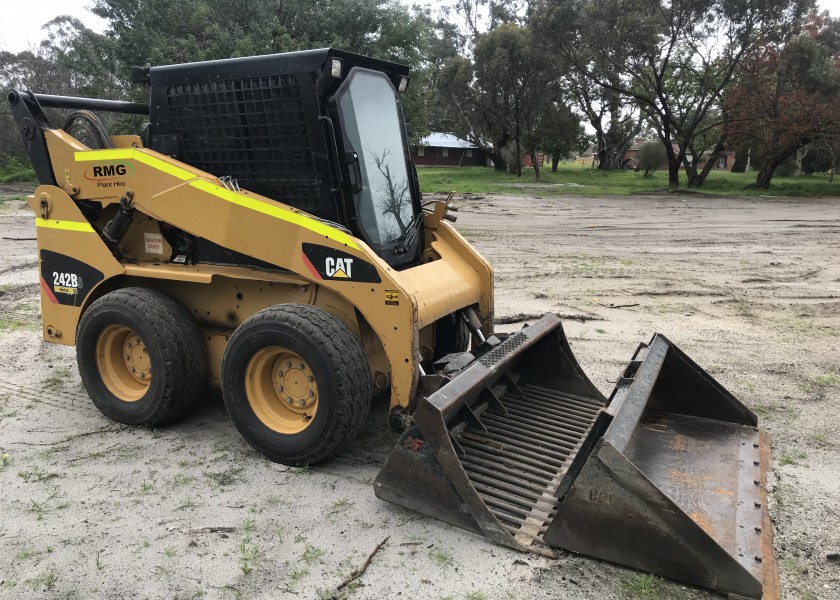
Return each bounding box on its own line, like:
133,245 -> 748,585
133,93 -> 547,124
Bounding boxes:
374,314 -> 778,599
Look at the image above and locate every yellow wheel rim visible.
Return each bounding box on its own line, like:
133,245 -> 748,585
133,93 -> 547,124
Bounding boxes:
95,325 -> 151,402
245,347 -> 319,434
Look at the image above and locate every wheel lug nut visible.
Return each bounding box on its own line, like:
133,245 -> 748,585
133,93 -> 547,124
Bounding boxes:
287,397 -> 294,404
298,362 -> 304,369
308,376 -> 314,382
286,361 -> 292,368
127,343 -> 132,349
277,385 -> 284,392
130,367 -> 136,373
308,390 -> 314,398
140,372 -> 145,379
277,371 -> 283,378
298,399 -> 306,407
125,354 -> 131,360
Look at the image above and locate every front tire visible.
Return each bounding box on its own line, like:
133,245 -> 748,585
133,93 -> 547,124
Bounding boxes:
76,287 -> 207,426
221,304 -> 371,466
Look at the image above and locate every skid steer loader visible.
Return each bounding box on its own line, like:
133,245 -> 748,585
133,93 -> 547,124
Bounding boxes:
9,48 -> 777,598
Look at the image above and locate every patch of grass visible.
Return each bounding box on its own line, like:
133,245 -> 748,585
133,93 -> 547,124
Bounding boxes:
138,481 -> 156,495
17,467 -> 57,483
176,497 -> 200,511
782,557 -> 809,575
800,372 -> 839,394
595,328 -> 606,334
238,539 -> 261,574
15,548 -> 42,561
42,367 -> 71,391
301,542 -> 324,565
205,467 -> 243,487
27,571 -> 58,591
327,498 -> 354,521
290,465 -> 310,474
241,517 -> 256,532
0,315 -> 38,331
163,547 -> 177,558
265,494 -> 289,507
1,452 -> 11,468
429,546 -> 455,569
0,158 -> 37,184
416,164 -> 840,198
174,473 -> 195,486
464,592 -> 489,600
286,567 -> 308,590
749,403 -> 781,418
621,573 -> 664,599
456,228 -> 494,239
808,432 -> 834,446
779,450 -> 807,466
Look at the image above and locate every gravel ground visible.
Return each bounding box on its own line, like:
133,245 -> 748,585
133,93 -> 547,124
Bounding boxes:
0,188 -> 838,600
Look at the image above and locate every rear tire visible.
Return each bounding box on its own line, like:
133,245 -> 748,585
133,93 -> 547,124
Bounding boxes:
221,304 -> 371,466
76,287 -> 207,426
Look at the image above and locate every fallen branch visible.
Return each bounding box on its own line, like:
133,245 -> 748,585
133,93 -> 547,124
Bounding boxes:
2,237 -> 36,241
591,299 -> 640,309
188,527 -> 236,534
336,536 -> 389,592
495,312 -> 603,325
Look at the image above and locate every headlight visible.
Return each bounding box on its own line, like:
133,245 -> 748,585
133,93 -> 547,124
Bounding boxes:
330,58 -> 343,78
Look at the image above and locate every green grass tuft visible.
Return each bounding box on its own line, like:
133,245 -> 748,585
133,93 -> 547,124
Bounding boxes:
621,573 -> 664,599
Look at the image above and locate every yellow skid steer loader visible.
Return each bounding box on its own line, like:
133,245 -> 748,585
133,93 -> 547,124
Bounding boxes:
9,48 -> 777,598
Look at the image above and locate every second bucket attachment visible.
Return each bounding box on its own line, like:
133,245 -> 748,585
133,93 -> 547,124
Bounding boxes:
374,314 -> 778,599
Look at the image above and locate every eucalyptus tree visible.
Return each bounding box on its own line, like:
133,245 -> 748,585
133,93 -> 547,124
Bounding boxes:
533,0 -> 814,188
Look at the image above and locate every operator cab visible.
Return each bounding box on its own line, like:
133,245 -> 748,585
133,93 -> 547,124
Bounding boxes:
143,49 -> 423,270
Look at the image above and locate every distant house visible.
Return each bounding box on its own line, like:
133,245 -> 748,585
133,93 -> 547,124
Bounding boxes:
621,138 -> 736,171
412,133 -> 490,167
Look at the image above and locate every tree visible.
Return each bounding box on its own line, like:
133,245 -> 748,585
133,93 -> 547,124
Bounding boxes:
725,12 -> 840,188
438,24 -> 581,177
438,55 -> 511,170
538,97 -> 589,171
636,141 -> 668,177
564,65 -> 641,171
533,0 -> 815,189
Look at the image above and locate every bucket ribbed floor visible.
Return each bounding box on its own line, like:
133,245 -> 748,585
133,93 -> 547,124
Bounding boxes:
454,383 -> 602,542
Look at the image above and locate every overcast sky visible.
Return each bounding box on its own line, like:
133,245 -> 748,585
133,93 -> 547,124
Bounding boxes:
4,0 -> 840,53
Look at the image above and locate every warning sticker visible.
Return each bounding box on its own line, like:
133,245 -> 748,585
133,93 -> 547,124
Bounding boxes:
144,232 -> 164,255
385,290 -> 400,306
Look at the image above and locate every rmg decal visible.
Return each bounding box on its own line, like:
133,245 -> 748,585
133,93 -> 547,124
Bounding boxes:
83,161 -> 136,181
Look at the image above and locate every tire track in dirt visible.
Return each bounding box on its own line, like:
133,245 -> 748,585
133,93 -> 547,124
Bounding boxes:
0,377 -> 99,416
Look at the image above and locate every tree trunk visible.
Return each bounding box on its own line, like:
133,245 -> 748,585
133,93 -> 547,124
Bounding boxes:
531,152 -> 540,180
690,139 -> 725,188
551,155 -> 560,172
514,137 -> 522,177
489,152 -> 507,171
755,158 -> 782,189
683,156 -> 699,188
664,142 -> 680,189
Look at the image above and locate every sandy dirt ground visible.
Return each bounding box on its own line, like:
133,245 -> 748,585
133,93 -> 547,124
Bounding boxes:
0,186 -> 838,600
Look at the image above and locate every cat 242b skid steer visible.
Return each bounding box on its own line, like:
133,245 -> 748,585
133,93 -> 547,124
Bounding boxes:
10,48 -> 777,598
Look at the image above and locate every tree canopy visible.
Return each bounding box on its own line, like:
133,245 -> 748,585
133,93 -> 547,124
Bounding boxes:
2,0 -> 838,190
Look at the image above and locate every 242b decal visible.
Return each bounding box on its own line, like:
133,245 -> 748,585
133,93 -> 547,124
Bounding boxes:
40,250 -> 104,307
